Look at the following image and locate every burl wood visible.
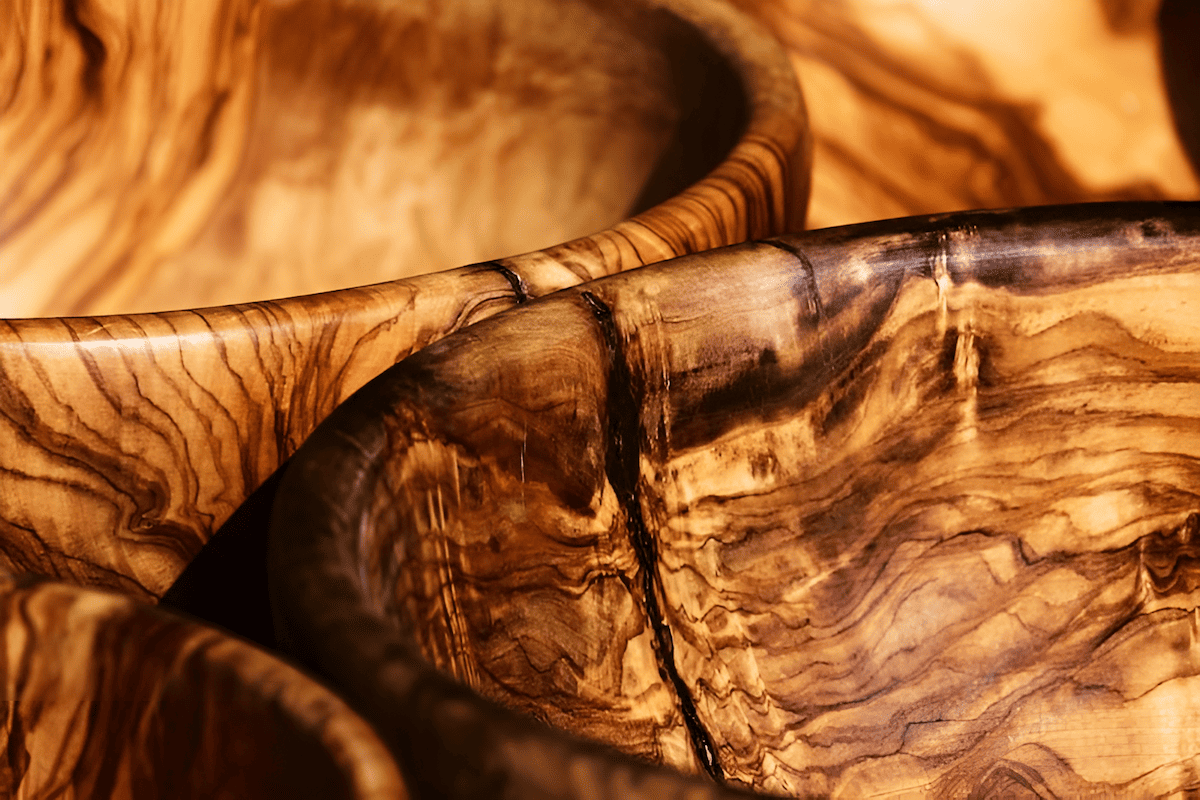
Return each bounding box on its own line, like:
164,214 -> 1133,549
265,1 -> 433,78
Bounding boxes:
734,0 -> 1200,229
0,573 -> 407,799
272,202 -> 1200,798
0,0 -> 808,599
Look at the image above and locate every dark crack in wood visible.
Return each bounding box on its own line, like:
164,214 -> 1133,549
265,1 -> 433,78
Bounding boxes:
579,289 -> 724,783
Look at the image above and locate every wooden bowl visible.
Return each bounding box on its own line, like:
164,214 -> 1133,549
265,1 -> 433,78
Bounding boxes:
0,573 -> 407,799
270,202 -> 1200,798
0,0 -> 808,601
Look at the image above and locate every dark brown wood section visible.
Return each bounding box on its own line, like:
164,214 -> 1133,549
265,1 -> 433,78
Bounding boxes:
0,573 -> 408,799
271,202 -> 1200,798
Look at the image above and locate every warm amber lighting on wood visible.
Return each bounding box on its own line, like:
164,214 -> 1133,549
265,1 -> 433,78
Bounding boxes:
0,574 -> 407,798
0,0 -> 806,601
271,203 -> 1200,798
3,0 -> 1200,797
735,0 -> 1199,228
1,0 -> 807,316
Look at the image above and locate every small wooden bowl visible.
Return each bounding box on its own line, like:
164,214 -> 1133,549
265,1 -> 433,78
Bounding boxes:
0,573 -> 407,799
0,0 -> 808,600
270,202 -> 1200,797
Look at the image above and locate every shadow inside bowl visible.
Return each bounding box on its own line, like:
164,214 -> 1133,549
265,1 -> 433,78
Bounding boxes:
1160,0 -> 1200,179
270,201 -> 1200,798
0,573 -> 407,799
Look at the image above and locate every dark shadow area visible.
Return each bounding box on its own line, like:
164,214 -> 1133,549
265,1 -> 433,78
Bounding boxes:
1160,0 -> 1200,182
627,6 -> 750,215
159,465 -> 283,651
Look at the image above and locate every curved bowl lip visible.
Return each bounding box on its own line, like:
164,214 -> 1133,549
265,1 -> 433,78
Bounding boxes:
0,573 -> 409,799
268,199 -> 1200,797
4,0 -> 809,327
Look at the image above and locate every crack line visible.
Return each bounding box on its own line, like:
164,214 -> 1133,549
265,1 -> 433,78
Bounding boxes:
580,290 -> 724,783
479,260 -> 529,304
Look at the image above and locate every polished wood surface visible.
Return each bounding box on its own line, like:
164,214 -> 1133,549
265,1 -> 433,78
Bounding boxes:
0,0 -> 808,599
0,0 -> 804,316
270,202 -> 1200,798
0,573 -> 407,799
6,1 -> 1200,794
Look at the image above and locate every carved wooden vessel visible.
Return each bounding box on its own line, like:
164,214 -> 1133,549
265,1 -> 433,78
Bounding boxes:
0,573 -> 408,798
271,202 -> 1200,798
0,0 -> 808,601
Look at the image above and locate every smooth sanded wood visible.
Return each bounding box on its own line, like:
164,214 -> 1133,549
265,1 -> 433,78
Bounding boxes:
0,0 -> 799,317
0,0 -> 809,600
270,202 -> 1200,798
0,573 -> 407,799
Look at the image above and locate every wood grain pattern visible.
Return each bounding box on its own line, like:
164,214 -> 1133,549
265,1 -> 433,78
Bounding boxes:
0,572 -> 407,798
0,0 -> 805,316
734,0 -> 1200,229
270,202 -> 1200,798
0,0 -> 808,599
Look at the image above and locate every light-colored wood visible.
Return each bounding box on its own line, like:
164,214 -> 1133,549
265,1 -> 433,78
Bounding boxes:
0,573 -> 407,798
0,0 -> 808,599
270,202 -> 1200,798
0,0 -> 804,316
736,0 -> 1200,228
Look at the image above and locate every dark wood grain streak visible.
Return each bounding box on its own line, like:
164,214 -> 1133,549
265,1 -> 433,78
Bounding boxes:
481,262 -> 530,305
0,0 -> 808,602
271,201 -> 1200,798
269,348 -> 762,800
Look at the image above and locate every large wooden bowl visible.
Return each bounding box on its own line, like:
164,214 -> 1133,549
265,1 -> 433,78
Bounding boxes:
270,202 -> 1200,797
0,0 -> 808,602
0,573 -> 407,798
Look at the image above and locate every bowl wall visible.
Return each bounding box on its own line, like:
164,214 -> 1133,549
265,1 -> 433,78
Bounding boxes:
271,202 -> 1200,798
0,574 -> 407,799
2,0 -> 753,316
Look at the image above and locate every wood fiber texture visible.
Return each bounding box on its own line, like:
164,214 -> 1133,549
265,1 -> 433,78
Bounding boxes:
0,0 -> 802,316
0,574 -> 407,799
0,0 -> 808,599
7,0 -> 1200,795
271,202 -> 1200,799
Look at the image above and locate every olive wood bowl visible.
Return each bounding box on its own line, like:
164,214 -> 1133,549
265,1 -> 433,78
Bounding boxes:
0,0 -> 808,603
0,573 -> 407,798
270,201 -> 1200,798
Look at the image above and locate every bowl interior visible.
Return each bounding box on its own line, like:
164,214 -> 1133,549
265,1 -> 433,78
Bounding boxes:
0,575 -> 406,799
278,203 -> 1200,797
0,0 -> 745,316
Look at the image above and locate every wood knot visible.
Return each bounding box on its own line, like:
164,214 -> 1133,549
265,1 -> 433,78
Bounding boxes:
1140,512 -> 1200,596
967,759 -> 1057,799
